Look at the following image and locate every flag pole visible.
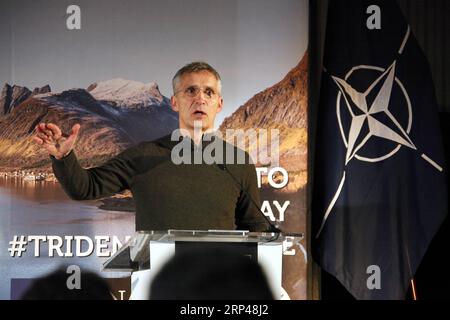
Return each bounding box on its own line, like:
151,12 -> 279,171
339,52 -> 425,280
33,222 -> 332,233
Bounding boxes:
404,240 -> 417,300
410,278 -> 417,300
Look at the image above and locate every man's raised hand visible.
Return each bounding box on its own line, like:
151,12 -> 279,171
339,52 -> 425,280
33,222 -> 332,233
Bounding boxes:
33,123 -> 80,160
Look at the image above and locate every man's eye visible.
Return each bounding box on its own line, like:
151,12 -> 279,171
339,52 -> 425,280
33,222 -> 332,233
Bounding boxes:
205,89 -> 214,97
186,87 -> 197,94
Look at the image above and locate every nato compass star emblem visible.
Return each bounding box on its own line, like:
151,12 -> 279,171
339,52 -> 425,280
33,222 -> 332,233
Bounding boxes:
316,26 -> 443,238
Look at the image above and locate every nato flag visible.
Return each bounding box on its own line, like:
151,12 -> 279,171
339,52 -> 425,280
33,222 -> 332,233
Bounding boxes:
312,0 -> 448,299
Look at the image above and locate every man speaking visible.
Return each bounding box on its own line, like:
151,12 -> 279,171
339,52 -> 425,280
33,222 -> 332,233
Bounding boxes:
33,62 -> 270,232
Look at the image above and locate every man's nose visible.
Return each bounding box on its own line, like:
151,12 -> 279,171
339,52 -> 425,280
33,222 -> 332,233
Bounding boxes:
194,90 -> 208,102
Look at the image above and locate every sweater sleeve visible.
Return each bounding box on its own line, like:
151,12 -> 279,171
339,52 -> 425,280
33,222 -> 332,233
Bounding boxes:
234,163 -> 271,232
51,147 -> 138,200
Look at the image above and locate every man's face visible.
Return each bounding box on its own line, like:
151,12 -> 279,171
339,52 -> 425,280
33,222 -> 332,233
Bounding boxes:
171,70 -> 223,133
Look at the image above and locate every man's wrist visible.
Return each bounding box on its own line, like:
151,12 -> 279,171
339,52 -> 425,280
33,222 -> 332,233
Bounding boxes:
54,150 -> 72,160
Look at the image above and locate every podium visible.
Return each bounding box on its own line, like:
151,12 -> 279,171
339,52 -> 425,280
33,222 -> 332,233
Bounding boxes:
103,230 -> 303,300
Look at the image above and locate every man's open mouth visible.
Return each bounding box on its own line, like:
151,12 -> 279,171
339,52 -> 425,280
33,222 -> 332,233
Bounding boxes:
193,110 -> 207,115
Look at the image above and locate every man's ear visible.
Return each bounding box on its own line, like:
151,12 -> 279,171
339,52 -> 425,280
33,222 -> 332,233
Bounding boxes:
170,96 -> 179,112
217,97 -> 224,113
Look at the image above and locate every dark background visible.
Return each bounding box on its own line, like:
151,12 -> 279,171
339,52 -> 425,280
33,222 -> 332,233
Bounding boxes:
308,0 -> 450,300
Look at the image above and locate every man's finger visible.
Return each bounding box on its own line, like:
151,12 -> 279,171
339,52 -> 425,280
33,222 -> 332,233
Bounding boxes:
43,128 -> 53,137
64,124 -> 80,147
35,124 -> 45,133
35,132 -> 46,139
47,123 -> 62,139
36,132 -> 51,142
71,123 -> 81,136
36,123 -> 52,137
33,136 -> 43,145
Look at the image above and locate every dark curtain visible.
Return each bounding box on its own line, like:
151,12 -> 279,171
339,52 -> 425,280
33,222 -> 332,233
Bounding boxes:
307,0 -> 328,300
396,0 -> 450,112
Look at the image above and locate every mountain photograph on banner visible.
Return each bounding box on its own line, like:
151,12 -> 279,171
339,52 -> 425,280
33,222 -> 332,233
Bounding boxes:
0,0 -> 309,300
0,52 -> 308,298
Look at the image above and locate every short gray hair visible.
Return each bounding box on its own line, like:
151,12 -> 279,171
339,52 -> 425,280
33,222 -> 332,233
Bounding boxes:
172,61 -> 222,94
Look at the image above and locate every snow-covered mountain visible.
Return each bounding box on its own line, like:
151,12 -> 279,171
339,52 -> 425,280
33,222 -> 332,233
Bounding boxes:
88,78 -> 168,109
0,79 -> 178,171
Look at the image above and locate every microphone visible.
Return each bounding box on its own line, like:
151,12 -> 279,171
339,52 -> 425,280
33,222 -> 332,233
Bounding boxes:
217,163 -> 281,233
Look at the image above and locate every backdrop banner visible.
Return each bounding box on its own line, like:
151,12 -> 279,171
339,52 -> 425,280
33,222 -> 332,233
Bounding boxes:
0,0 -> 308,300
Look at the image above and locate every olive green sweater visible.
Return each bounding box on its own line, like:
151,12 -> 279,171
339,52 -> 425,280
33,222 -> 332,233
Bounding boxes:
51,134 -> 270,232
